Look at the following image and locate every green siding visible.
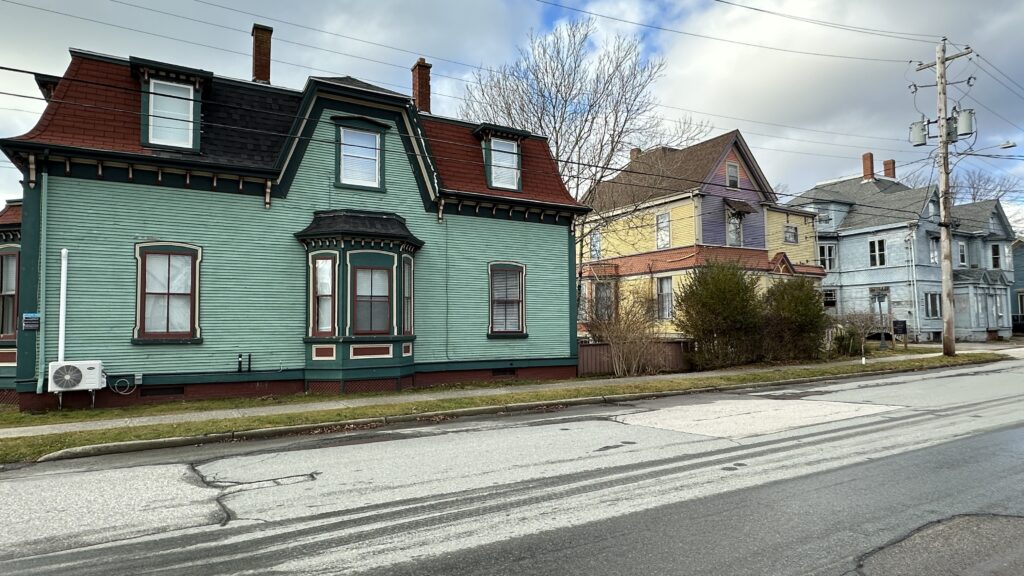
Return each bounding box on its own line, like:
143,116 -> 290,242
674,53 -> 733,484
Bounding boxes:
35,103 -> 571,379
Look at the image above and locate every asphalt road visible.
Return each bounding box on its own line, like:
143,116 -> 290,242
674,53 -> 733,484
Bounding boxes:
1,356 -> 1023,575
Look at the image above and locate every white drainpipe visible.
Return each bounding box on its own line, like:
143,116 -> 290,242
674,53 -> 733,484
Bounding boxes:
58,248 -> 68,362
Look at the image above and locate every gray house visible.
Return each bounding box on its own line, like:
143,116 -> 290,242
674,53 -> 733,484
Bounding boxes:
792,153 -> 1015,342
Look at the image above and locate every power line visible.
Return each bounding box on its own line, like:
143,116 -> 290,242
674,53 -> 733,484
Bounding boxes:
0,1 -> 918,156
711,0 -> 940,44
117,0 -> 918,150
533,0 -> 911,63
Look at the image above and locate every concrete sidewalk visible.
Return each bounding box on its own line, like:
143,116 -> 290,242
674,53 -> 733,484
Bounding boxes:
1,348 -> 1017,440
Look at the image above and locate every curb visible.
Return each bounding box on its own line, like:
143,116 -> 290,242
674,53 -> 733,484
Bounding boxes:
33,356 -> 1004,462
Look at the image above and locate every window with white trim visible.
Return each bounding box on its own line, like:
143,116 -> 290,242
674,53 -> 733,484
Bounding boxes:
819,244 -> 836,271
726,162 -> 739,188
148,79 -> 194,148
991,244 -> 1002,269
869,239 -> 886,267
312,255 -> 336,337
726,211 -> 743,247
784,225 -> 798,244
0,251 -> 17,339
929,237 -> 939,264
925,292 -> 941,318
589,229 -> 602,260
822,289 -> 837,308
403,258 -> 414,335
958,241 -> 967,266
655,213 -> 670,249
489,138 -> 519,189
656,277 -> 673,320
490,264 -> 524,334
339,127 -> 381,187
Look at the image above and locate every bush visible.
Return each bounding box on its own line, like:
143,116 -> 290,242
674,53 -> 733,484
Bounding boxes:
586,286 -> 663,377
673,261 -> 763,369
762,278 -> 830,361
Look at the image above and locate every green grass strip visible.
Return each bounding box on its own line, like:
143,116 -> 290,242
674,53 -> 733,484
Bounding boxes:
0,352 -> 1005,463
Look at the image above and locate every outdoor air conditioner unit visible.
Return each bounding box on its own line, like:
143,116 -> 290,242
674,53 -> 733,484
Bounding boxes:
48,360 -> 105,393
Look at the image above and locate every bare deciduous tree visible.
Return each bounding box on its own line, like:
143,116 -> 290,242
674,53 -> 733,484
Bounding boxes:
584,284 -> 663,377
460,18 -> 708,200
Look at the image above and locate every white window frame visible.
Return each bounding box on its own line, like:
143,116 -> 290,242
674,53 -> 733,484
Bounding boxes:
589,229 -> 602,260
869,239 -> 886,267
656,276 -> 673,320
822,288 -> 837,308
929,237 -> 939,264
655,212 -> 670,249
726,162 -> 739,188
726,211 -> 743,247
819,244 -> 836,271
783,225 -> 798,244
925,292 -> 941,318
958,241 -> 967,266
148,79 -> 194,149
489,138 -> 520,190
339,127 -> 381,187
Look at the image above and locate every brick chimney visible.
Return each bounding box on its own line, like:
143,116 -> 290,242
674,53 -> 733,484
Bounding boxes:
862,152 -> 875,181
251,24 -> 273,84
411,58 -> 432,113
883,159 -> 896,179
630,147 -> 641,161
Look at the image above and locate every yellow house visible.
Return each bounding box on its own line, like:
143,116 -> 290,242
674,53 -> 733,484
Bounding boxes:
578,130 -> 825,336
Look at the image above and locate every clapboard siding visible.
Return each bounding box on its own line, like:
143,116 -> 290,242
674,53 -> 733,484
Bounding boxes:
701,148 -> 766,248
39,105 -> 571,375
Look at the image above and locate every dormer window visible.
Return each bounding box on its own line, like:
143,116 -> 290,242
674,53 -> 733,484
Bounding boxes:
488,138 -> 520,190
146,79 -> 195,149
339,127 -> 381,188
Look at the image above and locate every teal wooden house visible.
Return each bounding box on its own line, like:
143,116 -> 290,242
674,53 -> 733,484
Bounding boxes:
0,26 -> 586,410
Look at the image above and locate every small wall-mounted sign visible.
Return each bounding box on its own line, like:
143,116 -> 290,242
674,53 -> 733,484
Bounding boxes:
22,312 -> 40,331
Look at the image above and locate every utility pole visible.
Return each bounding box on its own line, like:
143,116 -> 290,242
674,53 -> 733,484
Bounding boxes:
915,38 -> 972,357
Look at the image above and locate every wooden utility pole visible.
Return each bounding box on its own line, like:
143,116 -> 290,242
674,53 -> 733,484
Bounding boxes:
917,38 -> 972,356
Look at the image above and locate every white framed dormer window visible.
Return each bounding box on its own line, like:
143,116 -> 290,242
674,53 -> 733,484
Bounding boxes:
655,212 -> 670,249
869,239 -> 886,267
958,241 -> 967,266
726,162 -> 740,188
339,127 -> 381,187
489,138 -> 520,189
148,79 -> 194,148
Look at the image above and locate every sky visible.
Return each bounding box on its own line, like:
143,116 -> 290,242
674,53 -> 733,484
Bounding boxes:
1,0 -> 1023,228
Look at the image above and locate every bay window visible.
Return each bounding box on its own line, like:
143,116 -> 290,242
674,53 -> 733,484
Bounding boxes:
0,251 -> 16,339
311,254 -> 336,337
403,258 -> 414,335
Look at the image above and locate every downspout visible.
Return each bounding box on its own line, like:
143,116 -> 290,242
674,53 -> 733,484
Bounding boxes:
35,170 -> 48,394
58,248 -> 68,362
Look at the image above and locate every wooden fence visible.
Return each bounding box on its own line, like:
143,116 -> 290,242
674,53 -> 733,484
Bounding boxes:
578,340 -> 693,377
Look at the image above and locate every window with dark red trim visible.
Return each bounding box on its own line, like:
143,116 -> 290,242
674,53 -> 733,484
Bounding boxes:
0,251 -> 17,339
138,247 -> 199,340
402,259 -> 413,335
354,267 -> 390,335
490,264 -> 524,333
311,254 -> 337,337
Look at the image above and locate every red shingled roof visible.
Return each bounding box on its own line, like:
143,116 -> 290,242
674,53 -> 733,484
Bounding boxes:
15,56 -> 144,154
419,116 -> 582,209
0,201 -> 21,226
582,245 -> 825,278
